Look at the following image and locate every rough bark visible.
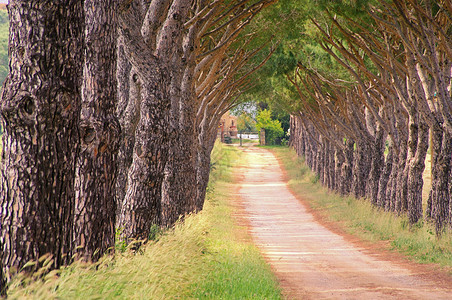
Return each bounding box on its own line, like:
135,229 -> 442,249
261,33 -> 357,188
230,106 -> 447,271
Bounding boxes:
385,149 -> 400,212
386,113 -> 408,212
430,129 -> 452,234
178,52 -> 198,214
426,122 -> 443,219
176,103 -> 197,216
407,121 -> 429,224
115,36 -> 133,221
328,143 -> 336,191
160,0 -> 195,226
320,137 -> 327,186
115,70 -> 140,224
315,136 -> 323,182
0,0 -> 83,276
322,140 -> 333,189
0,244 -> 5,297
343,139 -> 354,195
161,70 -> 197,227
306,134 -> 315,170
289,115 -> 296,148
117,67 -> 171,240
394,138 -> 408,214
335,148 -> 346,195
351,140 -> 371,199
396,107 -> 419,215
366,125 -> 385,205
116,0 -> 197,233
377,140 -> 394,208
115,0 -> 179,240
161,65 -> 183,227
161,109 -> 181,227
299,122 -> 306,157
73,0 -> 120,261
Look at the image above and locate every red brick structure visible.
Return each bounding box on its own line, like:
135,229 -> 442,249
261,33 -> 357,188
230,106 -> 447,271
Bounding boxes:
218,111 -> 238,141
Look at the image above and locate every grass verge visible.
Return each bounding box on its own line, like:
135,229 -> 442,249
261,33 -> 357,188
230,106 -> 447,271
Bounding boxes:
230,138 -> 257,144
267,145 -> 452,273
6,141 -> 281,299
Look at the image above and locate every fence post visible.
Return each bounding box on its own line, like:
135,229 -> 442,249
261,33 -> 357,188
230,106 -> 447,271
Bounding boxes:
260,128 -> 266,145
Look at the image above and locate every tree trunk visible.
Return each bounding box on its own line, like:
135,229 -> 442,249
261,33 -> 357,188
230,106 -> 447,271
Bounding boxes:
377,140 -> 394,208
116,0 -> 192,233
161,63 -> 183,227
308,129 -> 318,172
0,0 -> 83,275
342,138 -> 354,195
0,243 -> 6,297
115,70 -> 140,224
426,122 -> 443,219
178,93 -> 197,215
117,69 -> 172,240
322,138 -> 329,187
161,156 -> 177,227
315,136 -> 323,181
351,140 -> 371,199
335,148 -> 346,195
430,129 -> 452,234
394,140 -> 408,214
161,107 -> 198,224
305,134 -> 314,169
195,116 -> 219,211
328,143 -> 336,191
161,69 -> 197,227
299,122 -> 306,157
289,115 -> 295,148
396,109 -> 420,215
366,126 -> 385,205
115,36 -> 133,223
385,149 -> 400,212
73,0 -> 120,262
160,0 -> 195,225
294,118 -> 307,158
407,121 -> 429,224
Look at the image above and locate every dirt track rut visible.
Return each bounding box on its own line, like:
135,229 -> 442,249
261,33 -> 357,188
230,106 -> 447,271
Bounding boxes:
237,147 -> 452,299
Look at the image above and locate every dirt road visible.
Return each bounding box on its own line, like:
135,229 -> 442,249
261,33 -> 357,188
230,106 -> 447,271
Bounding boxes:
237,147 -> 452,299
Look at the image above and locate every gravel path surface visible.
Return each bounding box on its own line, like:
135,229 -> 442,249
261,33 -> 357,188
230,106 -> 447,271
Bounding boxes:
237,146 -> 452,299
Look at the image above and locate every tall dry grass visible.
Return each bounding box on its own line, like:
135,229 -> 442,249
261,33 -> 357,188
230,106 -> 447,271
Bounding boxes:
6,141 -> 281,299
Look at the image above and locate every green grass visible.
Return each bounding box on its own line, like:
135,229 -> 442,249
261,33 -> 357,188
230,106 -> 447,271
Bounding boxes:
230,138 -> 257,144
7,141 -> 281,299
267,146 -> 452,273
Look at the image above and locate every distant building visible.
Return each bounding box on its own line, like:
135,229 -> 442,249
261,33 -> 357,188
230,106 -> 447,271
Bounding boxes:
218,111 -> 238,141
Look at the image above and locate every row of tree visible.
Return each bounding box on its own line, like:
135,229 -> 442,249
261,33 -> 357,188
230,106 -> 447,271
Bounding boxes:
0,0 -> 276,289
288,0 -> 451,235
